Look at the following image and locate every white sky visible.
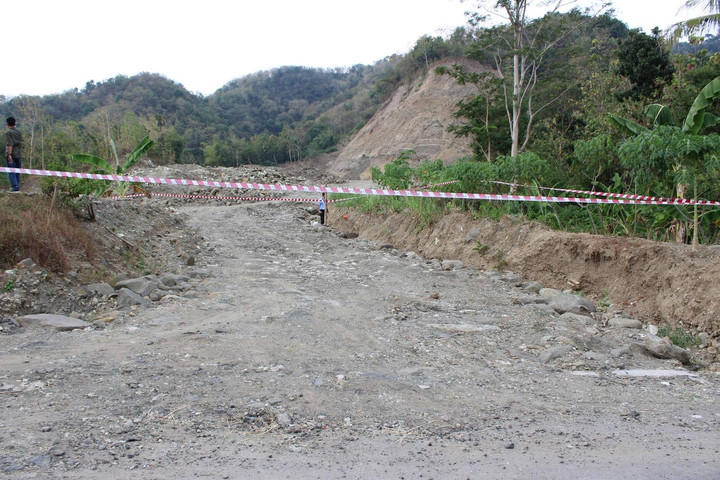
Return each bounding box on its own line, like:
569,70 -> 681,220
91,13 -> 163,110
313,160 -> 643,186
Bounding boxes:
1,0 -> 708,98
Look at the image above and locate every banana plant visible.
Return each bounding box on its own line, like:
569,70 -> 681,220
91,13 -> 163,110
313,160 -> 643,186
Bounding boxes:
72,136 -> 154,196
609,76 -> 720,135
609,76 -> 720,247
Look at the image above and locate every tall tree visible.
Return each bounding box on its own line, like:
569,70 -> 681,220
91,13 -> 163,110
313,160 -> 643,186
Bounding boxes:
615,30 -> 675,100
464,0 -> 596,157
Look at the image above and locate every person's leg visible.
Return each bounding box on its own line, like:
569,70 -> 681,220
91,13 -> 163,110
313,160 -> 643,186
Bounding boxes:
7,157 -> 18,191
13,157 -> 21,191
320,210 -> 325,225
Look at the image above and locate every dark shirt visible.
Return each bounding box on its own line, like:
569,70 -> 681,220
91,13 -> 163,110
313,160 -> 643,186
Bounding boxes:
6,127 -> 22,159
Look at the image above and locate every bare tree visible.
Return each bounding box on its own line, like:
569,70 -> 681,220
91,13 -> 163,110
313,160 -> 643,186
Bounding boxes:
466,0 -> 604,156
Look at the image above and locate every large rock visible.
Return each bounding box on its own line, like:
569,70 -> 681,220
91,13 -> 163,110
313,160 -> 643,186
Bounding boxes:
115,275 -> 159,296
16,314 -> 90,331
642,334 -> 692,365
116,288 -> 148,308
85,282 -> 114,298
609,317 -> 643,329
159,273 -> 189,288
548,294 -> 596,316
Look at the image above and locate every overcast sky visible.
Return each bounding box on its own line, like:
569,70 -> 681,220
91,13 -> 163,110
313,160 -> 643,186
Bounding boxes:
1,0 -> 707,98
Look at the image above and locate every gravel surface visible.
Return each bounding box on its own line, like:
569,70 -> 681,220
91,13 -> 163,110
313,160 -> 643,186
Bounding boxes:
1,199 -> 719,479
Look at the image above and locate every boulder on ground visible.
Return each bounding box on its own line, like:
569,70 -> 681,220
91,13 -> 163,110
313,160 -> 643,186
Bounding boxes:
85,282 -> 114,298
115,275 -> 159,297
548,294 -> 596,316
609,317 -> 643,329
642,334 -> 692,365
117,288 -> 148,308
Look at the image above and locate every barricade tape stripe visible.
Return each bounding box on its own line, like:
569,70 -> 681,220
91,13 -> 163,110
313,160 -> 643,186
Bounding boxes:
416,181 -> 459,189
4,166 -> 720,206
487,180 -> 699,204
106,192 -> 315,202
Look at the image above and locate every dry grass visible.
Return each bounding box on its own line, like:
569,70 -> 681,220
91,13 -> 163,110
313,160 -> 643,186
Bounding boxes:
0,194 -> 96,272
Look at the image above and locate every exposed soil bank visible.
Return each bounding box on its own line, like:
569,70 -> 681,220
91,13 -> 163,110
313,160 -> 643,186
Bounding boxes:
333,208 -> 720,336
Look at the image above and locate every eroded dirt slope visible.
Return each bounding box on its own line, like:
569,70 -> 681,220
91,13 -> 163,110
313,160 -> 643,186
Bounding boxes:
328,59 -> 485,179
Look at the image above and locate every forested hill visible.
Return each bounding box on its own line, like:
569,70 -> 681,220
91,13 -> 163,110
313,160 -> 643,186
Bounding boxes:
3,10 -> 720,172
4,60 -> 399,165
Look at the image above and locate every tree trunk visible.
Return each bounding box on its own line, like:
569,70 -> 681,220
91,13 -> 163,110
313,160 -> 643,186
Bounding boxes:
676,183 -> 687,243
511,50 -> 521,157
692,179 -> 699,249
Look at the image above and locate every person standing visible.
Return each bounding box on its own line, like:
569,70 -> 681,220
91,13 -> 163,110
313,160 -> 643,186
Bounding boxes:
318,192 -> 328,225
5,117 -> 22,192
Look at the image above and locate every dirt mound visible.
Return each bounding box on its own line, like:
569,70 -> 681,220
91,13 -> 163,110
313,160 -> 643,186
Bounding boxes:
334,208 -> 720,337
328,59 -> 487,179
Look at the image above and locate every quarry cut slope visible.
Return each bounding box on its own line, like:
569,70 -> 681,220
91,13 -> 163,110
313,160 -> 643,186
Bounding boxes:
329,59 -> 489,179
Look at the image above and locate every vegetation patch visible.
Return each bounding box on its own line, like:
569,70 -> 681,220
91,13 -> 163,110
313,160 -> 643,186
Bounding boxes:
0,195 -> 96,272
658,326 -> 701,349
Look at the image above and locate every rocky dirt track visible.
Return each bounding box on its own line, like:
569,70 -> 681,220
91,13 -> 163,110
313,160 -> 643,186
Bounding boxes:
1,190 -> 720,478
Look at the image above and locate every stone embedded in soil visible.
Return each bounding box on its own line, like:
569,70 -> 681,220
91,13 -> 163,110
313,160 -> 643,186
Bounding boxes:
276,413 -> 293,426
16,314 -> 90,331
642,334 -> 692,365
609,317 -> 643,329
116,288 -> 148,308
441,260 -> 464,271
539,288 -> 563,299
27,455 -> 52,467
114,276 -> 159,296
548,294 -> 596,316
521,281 -> 543,294
16,258 -> 36,269
85,282 -> 114,298
539,345 -> 574,363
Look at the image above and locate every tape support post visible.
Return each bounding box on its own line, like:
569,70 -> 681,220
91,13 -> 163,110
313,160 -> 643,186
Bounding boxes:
3,167 -> 719,207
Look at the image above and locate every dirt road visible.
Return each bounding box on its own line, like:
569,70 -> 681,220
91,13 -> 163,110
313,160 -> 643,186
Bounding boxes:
2,200 -> 719,479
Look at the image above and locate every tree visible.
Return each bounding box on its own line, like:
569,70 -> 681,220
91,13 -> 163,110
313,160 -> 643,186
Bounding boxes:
615,30 -> 675,100
463,1 -> 598,157
667,0 -> 720,43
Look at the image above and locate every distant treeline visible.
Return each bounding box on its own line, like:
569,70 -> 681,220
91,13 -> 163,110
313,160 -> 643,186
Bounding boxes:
0,26 -> 470,170
1,11 -> 720,174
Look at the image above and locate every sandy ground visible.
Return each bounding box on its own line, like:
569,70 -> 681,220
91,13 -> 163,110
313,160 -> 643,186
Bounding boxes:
1,199 -> 719,479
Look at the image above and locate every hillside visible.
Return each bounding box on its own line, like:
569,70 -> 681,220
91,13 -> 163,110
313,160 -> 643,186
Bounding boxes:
329,59 -> 484,179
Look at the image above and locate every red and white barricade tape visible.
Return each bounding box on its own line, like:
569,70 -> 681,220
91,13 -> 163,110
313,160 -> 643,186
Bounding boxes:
4,167 -> 720,206
107,192 -> 314,202
415,180 -> 459,190
487,180 -> 701,205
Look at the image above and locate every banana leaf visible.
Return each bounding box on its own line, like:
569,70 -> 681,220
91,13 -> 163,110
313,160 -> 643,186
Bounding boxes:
644,104 -> 676,127
71,153 -> 113,173
120,136 -> 154,173
608,113 -> 648,136
683,75 -> 720,134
